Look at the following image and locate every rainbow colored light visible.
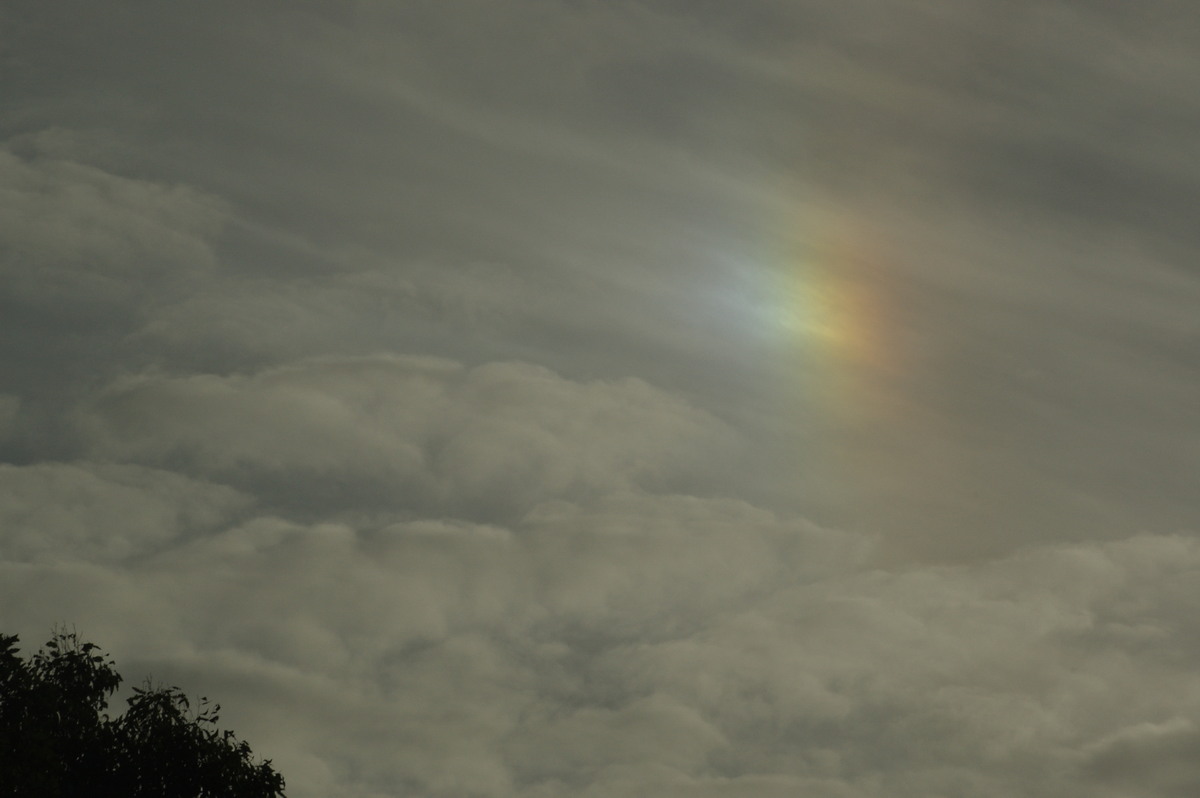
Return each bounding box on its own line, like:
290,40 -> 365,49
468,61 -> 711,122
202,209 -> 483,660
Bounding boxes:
772,208 -> 899,381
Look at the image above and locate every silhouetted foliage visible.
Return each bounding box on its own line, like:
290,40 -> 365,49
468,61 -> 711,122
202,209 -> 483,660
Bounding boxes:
0,629 -> 285,798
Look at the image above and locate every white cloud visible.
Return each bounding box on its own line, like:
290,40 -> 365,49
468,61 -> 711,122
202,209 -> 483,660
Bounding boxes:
0,462 -> 249,562
4,480 -> 1198,797
79,355 -> 737,518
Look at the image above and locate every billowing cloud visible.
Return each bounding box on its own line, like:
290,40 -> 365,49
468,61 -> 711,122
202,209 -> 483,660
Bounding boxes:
79,355 -> 738,519
0,462 -> 249,562
4,500 -> 1199,797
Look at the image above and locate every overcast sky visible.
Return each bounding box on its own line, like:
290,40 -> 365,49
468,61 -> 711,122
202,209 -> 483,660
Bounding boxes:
2,1 -> 1199,796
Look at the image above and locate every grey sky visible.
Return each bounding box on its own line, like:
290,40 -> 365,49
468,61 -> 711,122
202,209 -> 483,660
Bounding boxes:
2,1 -> 1198,796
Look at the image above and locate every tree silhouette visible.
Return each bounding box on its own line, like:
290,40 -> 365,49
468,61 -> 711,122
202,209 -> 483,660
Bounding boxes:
0,629 -> 285,798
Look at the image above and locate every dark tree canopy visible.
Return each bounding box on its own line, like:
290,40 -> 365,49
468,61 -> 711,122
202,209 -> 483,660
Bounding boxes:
0,630 -> 285,798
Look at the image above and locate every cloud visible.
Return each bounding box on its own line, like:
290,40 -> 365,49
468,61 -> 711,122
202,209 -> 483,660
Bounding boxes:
0,461 -> 249,562
1082,718 -> 1200,797
78,355 -> 738,519
0,138 -> 231,433
0,489 -> 864,796
3,2 -> 1200,797
0,394 -> 19,440
0,144 -> 225,320
130,259 -> 530,371
4,497 -> 1199,798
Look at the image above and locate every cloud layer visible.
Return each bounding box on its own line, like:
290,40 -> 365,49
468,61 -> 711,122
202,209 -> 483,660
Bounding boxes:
2,1 -> 1198,796
6,479 -> 1199,796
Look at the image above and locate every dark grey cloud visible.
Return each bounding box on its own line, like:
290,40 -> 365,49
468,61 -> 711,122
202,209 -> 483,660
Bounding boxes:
1082,718 -> 1200,797
2,1 -> 1199,796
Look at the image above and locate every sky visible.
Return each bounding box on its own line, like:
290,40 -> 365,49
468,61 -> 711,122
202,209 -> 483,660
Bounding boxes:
1,1 -> 1199,795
